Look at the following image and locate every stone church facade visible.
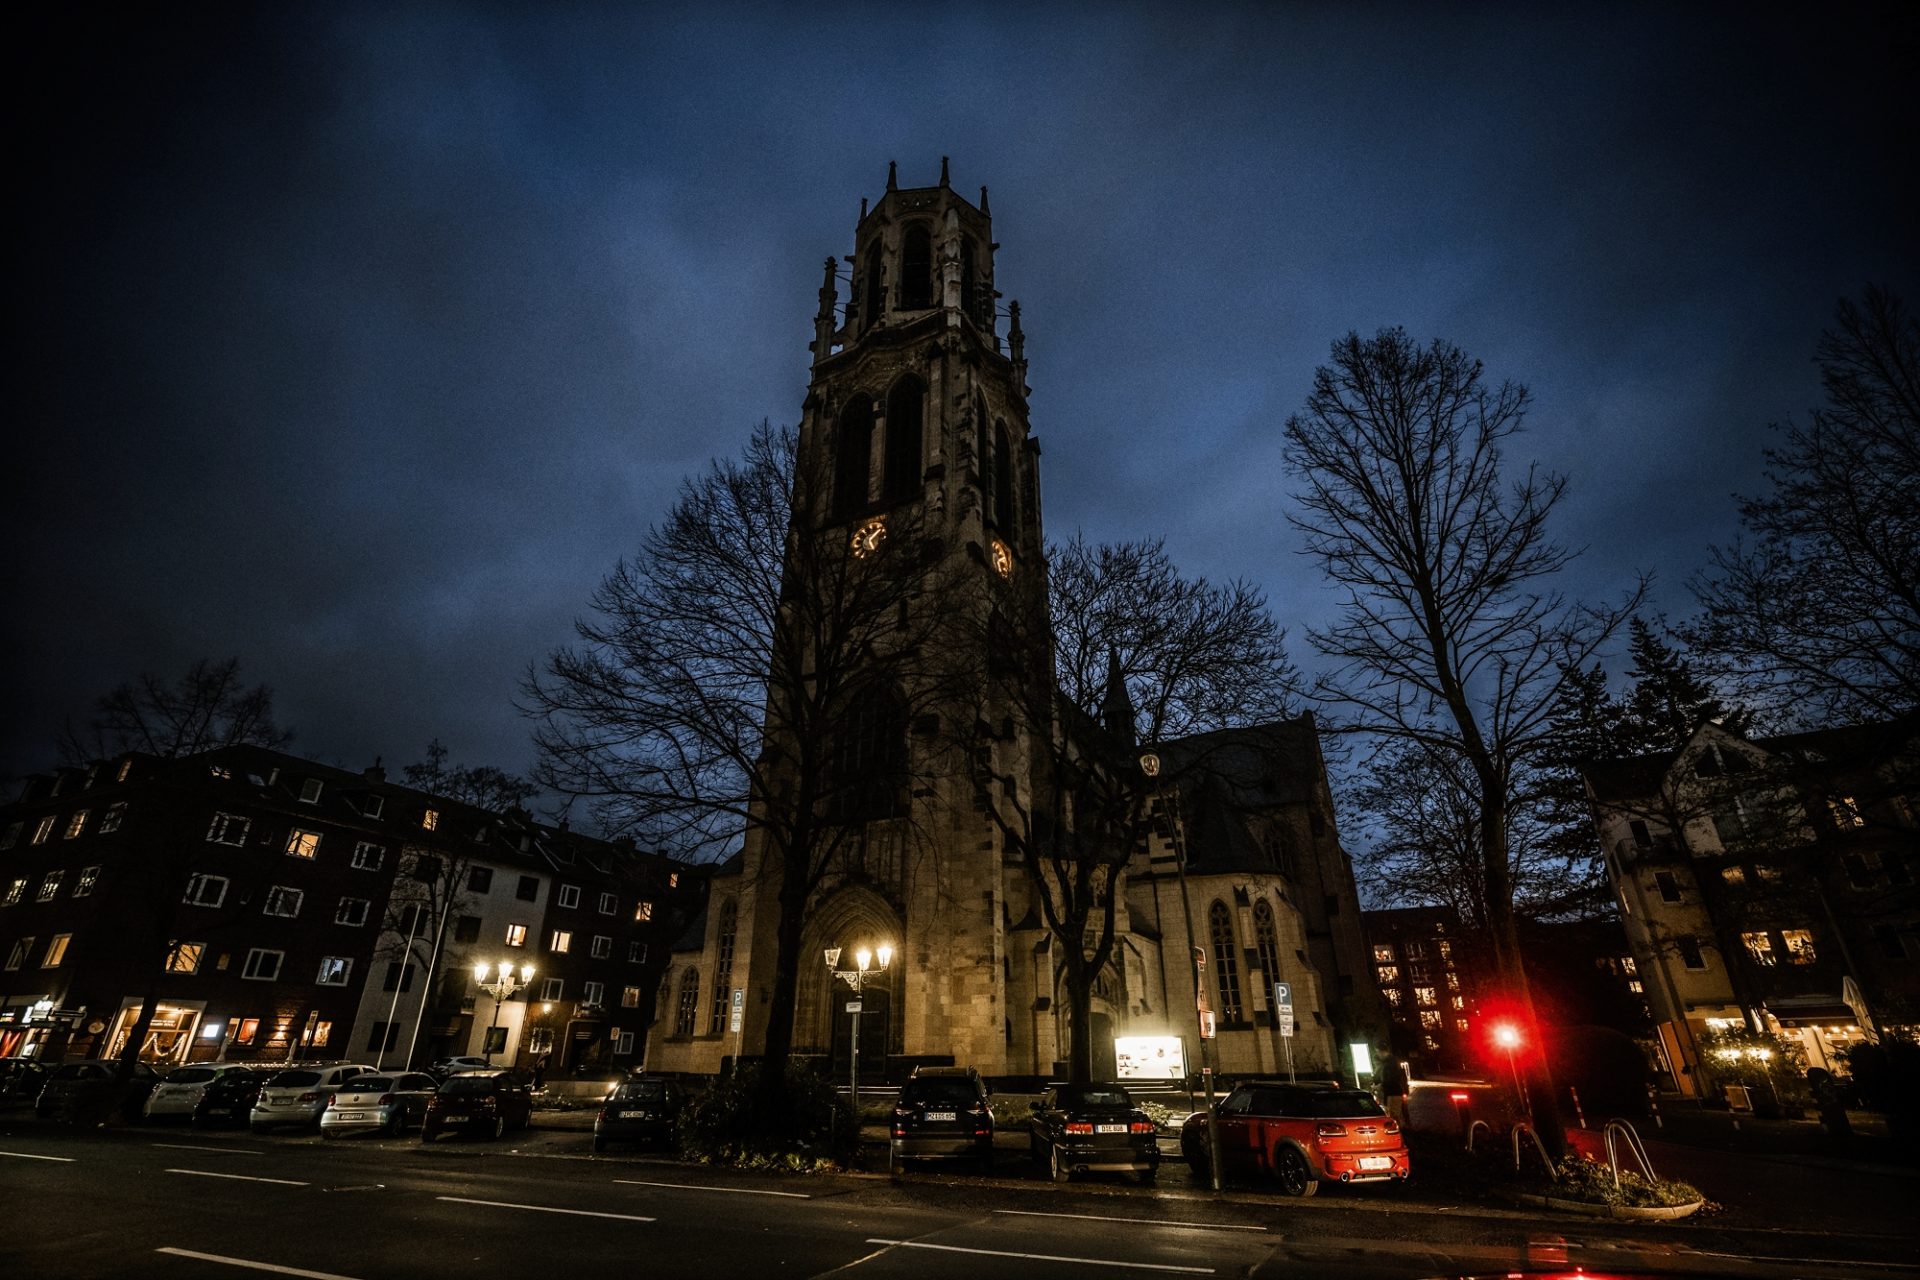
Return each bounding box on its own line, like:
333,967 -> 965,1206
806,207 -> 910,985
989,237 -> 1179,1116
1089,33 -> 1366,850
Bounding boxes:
644,164 -> 1384,1084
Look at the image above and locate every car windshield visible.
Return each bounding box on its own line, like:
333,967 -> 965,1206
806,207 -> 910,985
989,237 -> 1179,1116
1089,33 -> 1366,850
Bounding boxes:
165,1067 -> 219,1084
1059,1086 -> 1132,1109
903,1078 -> 979,1104
440,1075 -> 501,1096
268,1071 -> 323,1087
616,1080 -> 667,1101
346,1076 -> 395,1092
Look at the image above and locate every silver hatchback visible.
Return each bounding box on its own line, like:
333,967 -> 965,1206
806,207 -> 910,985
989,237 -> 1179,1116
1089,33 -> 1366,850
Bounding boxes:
320,1073 -> 438,1137
145,1064 -> 255,1122
251,1064 -> 375,1132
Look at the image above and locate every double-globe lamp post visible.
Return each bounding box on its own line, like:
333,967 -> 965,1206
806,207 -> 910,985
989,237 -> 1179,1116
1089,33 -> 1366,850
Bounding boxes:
826,943 -> 891,1112
474,961 -> 535,1066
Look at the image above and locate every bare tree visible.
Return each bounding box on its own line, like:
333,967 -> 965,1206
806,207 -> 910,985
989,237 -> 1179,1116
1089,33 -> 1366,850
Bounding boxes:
523,422 -> 963,1086
1283,328 -> 1643,1154
1689,287 -> 1920,724
979,535 -> 1298,1081
60,657 -> 292,764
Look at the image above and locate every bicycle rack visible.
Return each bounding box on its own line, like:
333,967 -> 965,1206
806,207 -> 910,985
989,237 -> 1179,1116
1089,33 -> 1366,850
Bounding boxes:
1465,1119 -> 1492,1153
1511,1122 -> 1557,1180
1603,1118 -> 1657,1189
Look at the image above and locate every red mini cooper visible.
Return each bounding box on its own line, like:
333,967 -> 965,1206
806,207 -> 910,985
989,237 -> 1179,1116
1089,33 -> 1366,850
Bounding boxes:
1182,1081 -> 1409,1196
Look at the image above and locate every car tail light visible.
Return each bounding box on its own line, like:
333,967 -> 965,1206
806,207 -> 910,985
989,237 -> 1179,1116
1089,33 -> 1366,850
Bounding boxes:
597,1108 -> 608,1122
328,1094 -> 337,1107
1315,1122 -> 1347,1139
1064,1122 -> 1093,1134
893,1105 -> 913,1119
300,1092 -> 320,1103
1384,1119 -> 1400,1135
1130,1121 -> 1155,1134
378,1094 -> 395,1106
967,1102 -> 989,1115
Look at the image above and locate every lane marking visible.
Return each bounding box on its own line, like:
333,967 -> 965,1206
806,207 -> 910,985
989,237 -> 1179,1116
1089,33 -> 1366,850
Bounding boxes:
1689,1250 -> 1919,1272
155,1248 -> 365,1279
995,1209 -> 1266,1233
0,1151 -> 75,1163
151,1143 -> 263,1155
614,1177 -> 810,1199
165,1168 -> 309,1186
864,1239 -> 1214,1274
437,1196 -> 655,1223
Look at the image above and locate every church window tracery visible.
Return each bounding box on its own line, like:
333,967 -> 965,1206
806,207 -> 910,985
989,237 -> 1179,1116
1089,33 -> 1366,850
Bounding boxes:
708,900 -> 737,1034
674,967 -> 700,1037
1253,898 -> 1283,987
829,684 -> 906,824
1209,899 -> 1243,1022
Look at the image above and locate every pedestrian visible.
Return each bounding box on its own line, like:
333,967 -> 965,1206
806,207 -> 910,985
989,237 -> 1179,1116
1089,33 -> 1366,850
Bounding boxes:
1807,1067 -> 1852,1138
532,1054 -> 548,1091
1381,1055 -> 1410,1127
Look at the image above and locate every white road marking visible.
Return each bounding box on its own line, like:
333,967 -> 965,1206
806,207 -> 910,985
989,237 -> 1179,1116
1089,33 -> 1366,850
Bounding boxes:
436,1195 -> 655,1223
864,1239 -> 1214,1274
165,1168 -> 309,1186
151,1143 -> 262,1155
155,1247 -> 364,1279
995,1209 -> 1266,1233
1689,1250 -> 1919,1272
0,1151 -> 75,1162
614,1177 -> 810,1199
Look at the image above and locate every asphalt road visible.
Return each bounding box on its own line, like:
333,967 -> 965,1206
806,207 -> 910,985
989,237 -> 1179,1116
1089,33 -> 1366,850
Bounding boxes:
4,1116 -> 1916,1280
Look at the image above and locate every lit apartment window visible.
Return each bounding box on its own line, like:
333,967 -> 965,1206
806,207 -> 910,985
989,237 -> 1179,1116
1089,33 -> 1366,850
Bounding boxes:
1419,1009 -> 1442,1030
1371,943 -> 1395,963
1380,986 -> 1401,1007
316,957 -> 353,985
6,937 -> 33,969
182,873 -> 229,908
351,842 -> 385,870
210,766 -> 232,780
3,879 -> 24,907
422,808 -> 440,831
621,986 -> 641,1008
1446,971 -> 1460,991
1782,929 -> 1818,965
598,892 -> 616,915
41,934 -> 72,967
1829,796 -> 1865,829
99,803 -> 126,834
165,941 -> 206,973
73,866 -> 100,897
32,815 -> 57,844
1455,1018 -> 1470,1032
285,829 -> 322,859
505,924 -> 527,947
207,812 -> 250,846
37,871 -> 64,902
549,930 -> 572,954
299,778 -> 324,804
591,935 -> 611,959
1376,964 -> 1400,983
539,977 -> 564,1001
241,949 -> 284,981
262,886 -> 304,918
335,898 -> 370,927
117,759 -> 133,783
65,810 -> 89,839
1722,865 -> 1747,886
669,873 -> 679,889
558,885 -> 580,909
635,901 -> 654,922
236,1017 -> 259,1044
310,1021 -> 332,1048
1414,986 -> 1438,1007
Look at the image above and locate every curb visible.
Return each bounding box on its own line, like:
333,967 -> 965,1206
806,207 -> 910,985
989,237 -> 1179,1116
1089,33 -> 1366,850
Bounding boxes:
1506,1191 -> 1705,1221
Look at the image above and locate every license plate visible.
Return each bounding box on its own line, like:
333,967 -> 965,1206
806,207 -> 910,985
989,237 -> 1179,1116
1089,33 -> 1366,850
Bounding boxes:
1095,1123 -> 1127,1133
205,1107 -> 229,1115
620,1110 -> 652,1119
337,1112 -> 365,1121
925,1111 -> 956,1121
1359,1156 -> 1393,1170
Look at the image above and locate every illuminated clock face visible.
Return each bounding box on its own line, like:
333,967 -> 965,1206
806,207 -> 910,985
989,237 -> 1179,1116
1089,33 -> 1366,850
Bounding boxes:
990,538 -> 1013,579
850,517 -> 887,558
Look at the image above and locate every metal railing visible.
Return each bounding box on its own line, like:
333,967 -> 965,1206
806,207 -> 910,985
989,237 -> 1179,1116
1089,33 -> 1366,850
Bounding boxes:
1603,1118 -> 1657,1189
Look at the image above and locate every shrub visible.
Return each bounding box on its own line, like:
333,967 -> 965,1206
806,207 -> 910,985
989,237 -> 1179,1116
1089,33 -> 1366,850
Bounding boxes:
1542,1153 -> 1702,1208
676,1062 -> 855,1172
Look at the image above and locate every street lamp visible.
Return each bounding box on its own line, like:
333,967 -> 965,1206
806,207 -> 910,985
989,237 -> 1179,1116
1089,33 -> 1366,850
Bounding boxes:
1140,750 -> 1223,1193
1492,1020 -> 1529,1114
826,942 -> 891,1111
474,961 -> 535,1066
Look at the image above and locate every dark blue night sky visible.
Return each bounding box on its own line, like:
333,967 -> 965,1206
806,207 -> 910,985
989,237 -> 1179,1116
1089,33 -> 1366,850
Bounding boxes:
5,3 -> 1914,795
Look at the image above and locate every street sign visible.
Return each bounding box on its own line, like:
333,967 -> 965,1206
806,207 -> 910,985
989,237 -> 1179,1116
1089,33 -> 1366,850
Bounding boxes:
1198,1009 -> 1216,1039
732,988 -> 745,1009
845,1000 -> 862,1013
1279,1012 -> 1295,1037
1274,982 -> 1294,1037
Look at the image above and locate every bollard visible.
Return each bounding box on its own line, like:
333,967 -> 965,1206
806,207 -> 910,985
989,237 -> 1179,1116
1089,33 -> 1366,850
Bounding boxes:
1568,1085 -> 1587,1130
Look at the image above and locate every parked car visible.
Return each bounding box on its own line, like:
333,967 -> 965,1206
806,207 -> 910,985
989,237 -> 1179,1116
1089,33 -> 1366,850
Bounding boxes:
1028,1081 -> 1160,1184
427,1056 -> 493,1080
250,1063 -> 375,1132
35,1060 -> 163,1122
193,1068 -> 278,1128
889,1066 -> 994,1174
1182,1081 -> 1409,1196
0,1059 -> 48,1109
320,1072 -> 438,1137
594,1075 -> 685,1152
421,1070 -> 533,1141
144,1064 -> 259,1122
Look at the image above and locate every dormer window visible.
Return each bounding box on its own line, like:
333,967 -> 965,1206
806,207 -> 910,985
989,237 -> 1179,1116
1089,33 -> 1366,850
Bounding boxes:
299,778 -> 324,804
363,795 -> 385,820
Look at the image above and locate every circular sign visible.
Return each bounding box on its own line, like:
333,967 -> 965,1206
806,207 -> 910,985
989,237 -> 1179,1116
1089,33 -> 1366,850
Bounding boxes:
86,1020 -> 106,1035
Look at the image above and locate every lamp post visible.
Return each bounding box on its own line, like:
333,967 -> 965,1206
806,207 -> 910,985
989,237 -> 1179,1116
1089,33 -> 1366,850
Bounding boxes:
826,942 -> 891,1112
1141,750 -> 1223,1193
474,961 -> 535,1066
1493,1021 -> 1529,1114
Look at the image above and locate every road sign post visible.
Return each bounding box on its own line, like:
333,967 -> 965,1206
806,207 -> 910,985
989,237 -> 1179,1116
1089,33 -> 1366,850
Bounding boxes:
1273,981 -> 1296,1083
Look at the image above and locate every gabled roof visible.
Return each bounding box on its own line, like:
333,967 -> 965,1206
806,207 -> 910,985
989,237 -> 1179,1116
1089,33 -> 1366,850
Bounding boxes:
1581,712 -> 1920,803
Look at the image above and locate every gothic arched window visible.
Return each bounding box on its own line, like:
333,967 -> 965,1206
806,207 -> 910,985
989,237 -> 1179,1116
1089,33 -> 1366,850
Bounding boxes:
829,684 -> 906,824
1253,899 -> 1283,990
834,396 -> 874,521
993,422 -> 1014,531
707,900 -> 737,1035
1209,900 -> 1243,1022
674,967 -> 700,1037
899,224 -> 934,310
861,242 -> 884,332
883,376 -> 924,504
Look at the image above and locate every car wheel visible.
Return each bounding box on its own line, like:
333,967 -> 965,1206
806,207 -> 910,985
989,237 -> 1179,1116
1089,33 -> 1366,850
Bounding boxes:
1050,1142 -> 1070,1184
887,1147 -> 902,1178
978,1150 -> 994,1175
1275,1146 -> 1318,1198
592,1135 -> 606,1154
321,1127 -> 338,1140
490,1114 -> 506,1141
1185,1142 -> 1210,1180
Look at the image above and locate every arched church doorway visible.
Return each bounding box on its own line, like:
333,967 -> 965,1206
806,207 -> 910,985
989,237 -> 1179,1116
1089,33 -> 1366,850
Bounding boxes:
796,886 -> 902,1084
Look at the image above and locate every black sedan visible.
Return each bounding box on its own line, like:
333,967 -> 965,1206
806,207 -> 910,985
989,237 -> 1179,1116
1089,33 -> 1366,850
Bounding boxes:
594,1075 -> 684,1152
35,1060 -> 163,1123
192,1068 -> 278,1128
1028,1082 -> 1161,1184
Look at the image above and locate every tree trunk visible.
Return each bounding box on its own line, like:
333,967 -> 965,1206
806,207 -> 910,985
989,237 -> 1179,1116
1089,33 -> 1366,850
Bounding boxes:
1481,793 -> 1569,1159
1064,959 -> 1095,1083
756,868 -> 811,1096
